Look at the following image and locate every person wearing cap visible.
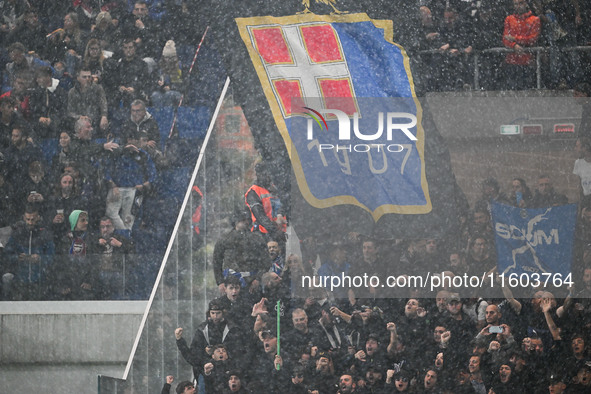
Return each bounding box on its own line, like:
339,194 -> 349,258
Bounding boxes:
247,325 -> 290,391
212,208 -> 268,294
2,203 -> 54,300
244,161 -> 286,244
174,299 -> 240,381
346,332 -> 387,378
546,373 -> 567,394
309,351 -> 337,393
225,370 -> 248,393
489,362 -> 520,392
444,294 -> 477,361
151,40 -> 183,107
51,209 -> 100,300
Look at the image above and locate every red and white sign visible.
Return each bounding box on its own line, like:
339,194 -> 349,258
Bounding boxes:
249,23 -> 358,117
554,124 -> 575,133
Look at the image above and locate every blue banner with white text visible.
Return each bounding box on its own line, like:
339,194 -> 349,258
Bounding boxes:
491,202 -> 576,277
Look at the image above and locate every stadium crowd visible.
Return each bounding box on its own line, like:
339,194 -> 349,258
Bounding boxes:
415,0 -> 591,91
0,0 -> 589,392
0,0 -> 590,301
0,0 -> 203,301
168,159 -> 591,393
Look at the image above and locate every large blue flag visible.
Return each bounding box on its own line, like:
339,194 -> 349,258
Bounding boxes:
491,202 -> 577,277
236,15 -> 430,219
206,1 -> 467,239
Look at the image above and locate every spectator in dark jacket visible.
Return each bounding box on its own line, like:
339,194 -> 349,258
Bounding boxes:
89,216 -> 135,299
119,99 -> 160,146
67,65 -> 109,135
175,299 -> 241,381
3,124 -> 43,191
5,8 -> 47,56
3,203 -> 54,300
104,129 -> 156,230
103,38 -> 151,110
50,209 -> 99,300
28,66 -> 67,140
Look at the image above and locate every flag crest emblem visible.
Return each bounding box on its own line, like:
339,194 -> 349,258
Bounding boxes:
237,14 -> 431,221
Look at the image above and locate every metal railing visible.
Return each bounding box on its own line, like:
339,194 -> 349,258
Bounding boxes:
417,45 -> 591,90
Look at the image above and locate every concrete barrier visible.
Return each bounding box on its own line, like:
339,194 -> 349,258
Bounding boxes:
0,301 -> 146,392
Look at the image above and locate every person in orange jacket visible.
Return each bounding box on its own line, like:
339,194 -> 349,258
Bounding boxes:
502,0 -> 541,89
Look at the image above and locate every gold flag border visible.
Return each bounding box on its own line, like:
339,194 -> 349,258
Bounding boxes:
236,13 -> 432,221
